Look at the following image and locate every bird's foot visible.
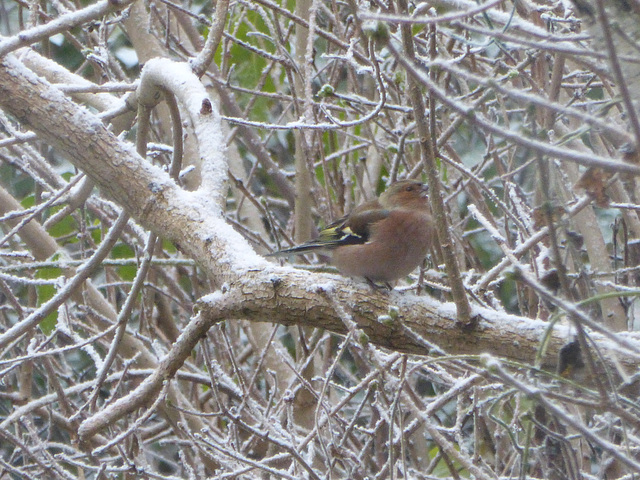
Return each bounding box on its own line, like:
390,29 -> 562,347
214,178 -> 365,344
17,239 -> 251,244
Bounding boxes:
365,277 -> 393,291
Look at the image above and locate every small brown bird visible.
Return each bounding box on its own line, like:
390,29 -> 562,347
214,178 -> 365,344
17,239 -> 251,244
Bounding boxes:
270,180 -> 434,284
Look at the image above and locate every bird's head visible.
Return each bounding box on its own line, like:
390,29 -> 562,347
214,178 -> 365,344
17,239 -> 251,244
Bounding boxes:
379,180 -> 429,210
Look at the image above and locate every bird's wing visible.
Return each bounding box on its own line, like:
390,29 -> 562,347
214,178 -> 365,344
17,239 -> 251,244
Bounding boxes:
339,208 -> 390,244
269,209 -> 390,256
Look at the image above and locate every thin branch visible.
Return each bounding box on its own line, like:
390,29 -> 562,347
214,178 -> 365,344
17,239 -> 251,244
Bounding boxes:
191,0 -> 229,77
0,0 -> 135,56
0,210 -> 130,351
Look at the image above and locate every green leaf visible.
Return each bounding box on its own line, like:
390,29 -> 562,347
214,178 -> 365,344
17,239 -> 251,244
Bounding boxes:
35,266 -> 63,335
47,207 -> 77,240
112,243 -> 137,281
21,194 -> 35,209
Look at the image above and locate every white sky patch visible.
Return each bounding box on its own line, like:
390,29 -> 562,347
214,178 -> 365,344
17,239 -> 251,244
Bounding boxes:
49,33 -> 65,46
114,46 -> 138,69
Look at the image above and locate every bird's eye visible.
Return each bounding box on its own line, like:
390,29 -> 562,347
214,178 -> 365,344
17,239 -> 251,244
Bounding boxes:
405,185 -> 414,192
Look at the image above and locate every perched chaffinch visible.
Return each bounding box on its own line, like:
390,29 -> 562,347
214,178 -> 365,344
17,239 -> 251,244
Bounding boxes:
270,180 -> 434,284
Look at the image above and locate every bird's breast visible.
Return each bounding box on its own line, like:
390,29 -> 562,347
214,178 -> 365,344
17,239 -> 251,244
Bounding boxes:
330,210 -> 434,282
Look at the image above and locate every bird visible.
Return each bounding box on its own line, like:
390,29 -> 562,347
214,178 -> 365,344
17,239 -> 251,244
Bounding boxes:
269,180 -> 435,285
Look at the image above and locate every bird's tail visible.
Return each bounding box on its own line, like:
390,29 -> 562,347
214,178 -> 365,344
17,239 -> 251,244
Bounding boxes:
266,242 -> 327,257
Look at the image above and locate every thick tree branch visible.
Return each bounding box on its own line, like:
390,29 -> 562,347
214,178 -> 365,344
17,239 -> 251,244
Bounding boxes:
78,268 -> 640,438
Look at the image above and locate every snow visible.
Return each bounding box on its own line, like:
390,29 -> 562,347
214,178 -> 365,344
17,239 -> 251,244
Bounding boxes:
471,302 -> 566,333
435,301 -> 458,319
209,357 -> 243,399
508,184 -> 533,233
468,204 -> 505,244
138,59 -> 227,202
394,289 -> 443,312
201,290 -> 224,305
479,353 -> 501,370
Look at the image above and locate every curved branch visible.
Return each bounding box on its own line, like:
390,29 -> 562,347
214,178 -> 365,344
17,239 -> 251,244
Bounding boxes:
77,268 -> 640,438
